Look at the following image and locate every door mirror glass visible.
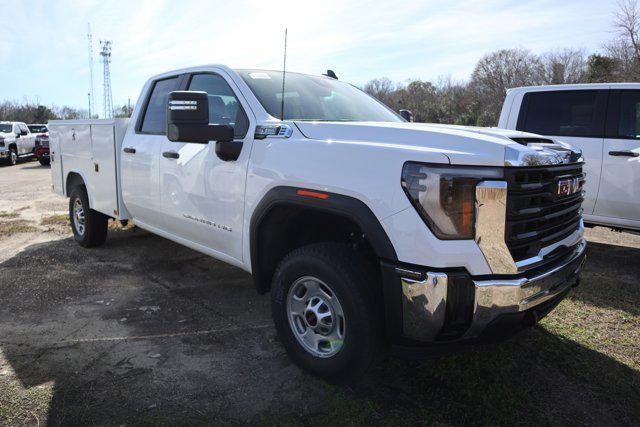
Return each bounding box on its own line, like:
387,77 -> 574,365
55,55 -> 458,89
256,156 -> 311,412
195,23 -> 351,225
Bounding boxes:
399,109 -> 414,122
167,91 -> 234,143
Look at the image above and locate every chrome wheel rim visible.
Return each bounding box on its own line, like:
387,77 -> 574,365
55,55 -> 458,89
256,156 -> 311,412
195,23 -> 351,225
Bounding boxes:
10,151 -> 17,165
286,276 -> 345,358
73,198 -> 86,236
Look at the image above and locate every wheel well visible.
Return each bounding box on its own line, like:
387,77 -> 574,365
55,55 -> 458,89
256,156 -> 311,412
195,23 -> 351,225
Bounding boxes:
8,143 -> 16,151
253,204 -> 381,294
66,172 -> 85,197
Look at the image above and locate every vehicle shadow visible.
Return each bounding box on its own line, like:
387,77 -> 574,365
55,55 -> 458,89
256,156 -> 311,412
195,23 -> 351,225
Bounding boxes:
0,232 -> 638,424
20,163 -> 50,170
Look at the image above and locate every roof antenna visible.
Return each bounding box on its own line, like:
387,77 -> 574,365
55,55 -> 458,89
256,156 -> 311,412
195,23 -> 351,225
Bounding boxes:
280,28 -> 287,121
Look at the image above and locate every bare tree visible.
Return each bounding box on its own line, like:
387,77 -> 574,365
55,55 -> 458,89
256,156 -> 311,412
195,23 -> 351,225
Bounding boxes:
606,0 -> 640,80
541,48 -> 587,84
363,78 -> 397,107
469,48 -> 545,125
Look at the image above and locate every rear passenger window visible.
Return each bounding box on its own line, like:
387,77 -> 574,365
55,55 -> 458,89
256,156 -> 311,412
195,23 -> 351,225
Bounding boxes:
617,91 -> 640,139
518,91 -> 600,137
187,74 -> 249,138
140,77 -> 180,134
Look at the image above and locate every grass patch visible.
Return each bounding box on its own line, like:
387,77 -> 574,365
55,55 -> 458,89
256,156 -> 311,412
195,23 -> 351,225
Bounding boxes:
40,214 -> 69,227
0,220 -> 38,236
0,211 -> 19,219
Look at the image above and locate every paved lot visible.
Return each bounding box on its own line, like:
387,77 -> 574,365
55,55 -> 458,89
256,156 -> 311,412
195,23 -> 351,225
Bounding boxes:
0,161 -> 639,425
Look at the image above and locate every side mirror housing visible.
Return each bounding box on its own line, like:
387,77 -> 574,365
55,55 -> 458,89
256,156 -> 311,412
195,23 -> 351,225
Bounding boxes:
167,91 -> 234,144
399,109 -> 414,122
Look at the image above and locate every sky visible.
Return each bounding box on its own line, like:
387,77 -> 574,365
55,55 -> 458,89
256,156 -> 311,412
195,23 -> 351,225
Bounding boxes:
0,0 -> 621,113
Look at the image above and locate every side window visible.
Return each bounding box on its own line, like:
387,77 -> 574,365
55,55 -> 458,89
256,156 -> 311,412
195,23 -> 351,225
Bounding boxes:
13,124 -> 20,134
187,74 -> 249,138
518,91 -> 600,137
140,77 -> 180,134
19,124 -> 28,134
617,90 -> 640,139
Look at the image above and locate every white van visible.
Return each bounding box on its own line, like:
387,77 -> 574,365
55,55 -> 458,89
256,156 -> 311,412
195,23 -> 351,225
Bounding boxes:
499,83 -> 640,232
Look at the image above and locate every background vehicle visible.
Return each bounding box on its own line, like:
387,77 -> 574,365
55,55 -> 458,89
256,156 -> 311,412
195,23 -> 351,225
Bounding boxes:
0,121 -> 36,166
28,124 -> 50,165
49,65 -> 586,381
499,83 -> 640,232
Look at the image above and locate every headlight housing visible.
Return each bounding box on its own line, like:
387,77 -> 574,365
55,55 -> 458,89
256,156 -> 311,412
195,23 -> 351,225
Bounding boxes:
401,163 -> 503,240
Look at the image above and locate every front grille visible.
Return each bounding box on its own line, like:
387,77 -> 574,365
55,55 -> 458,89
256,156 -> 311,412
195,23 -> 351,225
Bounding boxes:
504,164 -> 584,265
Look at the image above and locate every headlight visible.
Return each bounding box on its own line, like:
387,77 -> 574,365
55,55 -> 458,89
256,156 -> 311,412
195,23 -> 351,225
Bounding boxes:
401,163 -> 503,240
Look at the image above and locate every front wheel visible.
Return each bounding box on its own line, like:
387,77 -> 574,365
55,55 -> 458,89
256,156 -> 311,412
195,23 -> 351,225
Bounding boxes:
39,158 -> 50,166
69,186 -> 108,247
8,148 -> 17,166
271,243 -> 382,383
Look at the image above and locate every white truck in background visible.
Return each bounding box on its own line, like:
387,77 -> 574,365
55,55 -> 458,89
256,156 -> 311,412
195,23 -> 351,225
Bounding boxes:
0,121 -> 36,166
49,65 -> 586,382
499,83 -> 640,232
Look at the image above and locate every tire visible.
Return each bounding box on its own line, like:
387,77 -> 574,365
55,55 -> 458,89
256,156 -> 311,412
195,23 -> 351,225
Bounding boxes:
39,158 -> 50,166
271,243 -> 382,383
8,148 -> 17,166
69,186 -> 108,247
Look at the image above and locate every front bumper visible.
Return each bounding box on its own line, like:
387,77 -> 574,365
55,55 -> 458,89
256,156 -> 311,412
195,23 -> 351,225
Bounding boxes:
0,150 -> 9,159
385,239 -> 586,349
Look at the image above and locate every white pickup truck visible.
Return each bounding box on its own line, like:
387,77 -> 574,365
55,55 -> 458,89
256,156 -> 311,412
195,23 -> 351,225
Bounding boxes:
49,65 -> 586,381
0,121 -> 36,166
499,83 -> 640,232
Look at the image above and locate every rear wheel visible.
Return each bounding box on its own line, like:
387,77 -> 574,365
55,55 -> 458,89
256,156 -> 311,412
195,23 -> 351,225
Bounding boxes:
271,243 -> 381,383
69,186 -> 108,247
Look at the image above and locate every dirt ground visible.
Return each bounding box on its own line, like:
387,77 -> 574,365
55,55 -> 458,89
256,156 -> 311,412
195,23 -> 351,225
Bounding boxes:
0,161 -> 639,425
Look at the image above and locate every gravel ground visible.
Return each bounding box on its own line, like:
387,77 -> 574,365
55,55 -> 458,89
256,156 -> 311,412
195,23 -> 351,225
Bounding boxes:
0,161 -> 638,425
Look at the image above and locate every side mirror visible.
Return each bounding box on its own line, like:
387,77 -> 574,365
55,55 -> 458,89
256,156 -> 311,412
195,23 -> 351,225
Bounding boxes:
399,109 -> 414,122
167,91 -> 234,144
21,130 -> 28,136
167,91 -> 242,162
15,132 -> 20,138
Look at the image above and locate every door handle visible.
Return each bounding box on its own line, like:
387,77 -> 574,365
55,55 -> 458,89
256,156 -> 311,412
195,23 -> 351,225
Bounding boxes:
162,151 -> 180,159
608,150 -> 639,157
123,147 -> 136,154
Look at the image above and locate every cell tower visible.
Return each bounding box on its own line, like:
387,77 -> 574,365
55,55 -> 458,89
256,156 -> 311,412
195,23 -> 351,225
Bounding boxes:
87,24 -> 96,118
100,40 -> 113,118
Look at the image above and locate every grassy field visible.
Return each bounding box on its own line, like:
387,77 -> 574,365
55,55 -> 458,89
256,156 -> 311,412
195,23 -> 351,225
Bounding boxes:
0,221 -> 638,425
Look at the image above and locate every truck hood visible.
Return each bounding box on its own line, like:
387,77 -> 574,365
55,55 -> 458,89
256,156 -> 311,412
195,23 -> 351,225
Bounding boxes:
294,121 -> 581,167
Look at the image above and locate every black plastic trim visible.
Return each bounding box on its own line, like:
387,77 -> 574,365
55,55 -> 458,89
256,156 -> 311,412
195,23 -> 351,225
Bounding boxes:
249,186 -> 397,294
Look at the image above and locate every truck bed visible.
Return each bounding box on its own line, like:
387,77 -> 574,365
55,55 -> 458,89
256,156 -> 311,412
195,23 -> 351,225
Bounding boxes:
48,119 -> 131,220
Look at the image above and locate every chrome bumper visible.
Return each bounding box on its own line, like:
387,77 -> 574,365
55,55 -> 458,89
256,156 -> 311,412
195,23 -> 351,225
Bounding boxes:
400,239 -> 586,342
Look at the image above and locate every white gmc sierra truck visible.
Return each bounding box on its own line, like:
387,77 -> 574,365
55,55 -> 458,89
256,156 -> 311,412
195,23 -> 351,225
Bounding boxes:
49,65 -> 586,381
0,121 -> 36,166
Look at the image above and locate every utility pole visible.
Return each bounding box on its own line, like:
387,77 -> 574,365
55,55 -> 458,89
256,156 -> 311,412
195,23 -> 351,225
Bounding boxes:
87,23 -> 96,118
100,40 -> 113,118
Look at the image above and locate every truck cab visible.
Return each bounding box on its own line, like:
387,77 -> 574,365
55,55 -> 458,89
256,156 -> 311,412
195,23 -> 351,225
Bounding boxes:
0,121 -> 36,166
49,65 -> 586,381
499,83 -> 640,232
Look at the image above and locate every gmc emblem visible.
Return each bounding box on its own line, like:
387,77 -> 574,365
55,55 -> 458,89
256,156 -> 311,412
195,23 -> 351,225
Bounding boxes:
556,177 -> 583,198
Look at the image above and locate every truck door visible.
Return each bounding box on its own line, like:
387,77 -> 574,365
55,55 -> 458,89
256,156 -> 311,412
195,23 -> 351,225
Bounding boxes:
516,90 -> 608,215
594,89 -> 640,225
121,75 -> 182,229
159,71 -> 253,262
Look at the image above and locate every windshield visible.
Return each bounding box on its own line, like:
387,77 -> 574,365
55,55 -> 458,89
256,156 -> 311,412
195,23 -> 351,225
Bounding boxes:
0,124 -> 13,133
28,125 -> 47,133
237,70 -> 402,122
